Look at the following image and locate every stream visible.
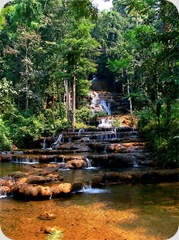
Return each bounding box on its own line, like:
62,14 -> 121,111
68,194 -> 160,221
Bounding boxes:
0,90 -> 178,239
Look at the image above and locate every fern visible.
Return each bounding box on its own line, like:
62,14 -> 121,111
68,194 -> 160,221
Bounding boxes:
46,229 -> 64,240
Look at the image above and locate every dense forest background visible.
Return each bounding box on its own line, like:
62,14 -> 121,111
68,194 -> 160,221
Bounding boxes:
0,0 -> 178,168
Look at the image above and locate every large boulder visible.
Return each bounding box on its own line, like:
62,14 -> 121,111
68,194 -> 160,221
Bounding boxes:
66,159 -> 86,169
12,182 -> 72,199
51,183 -> 72,196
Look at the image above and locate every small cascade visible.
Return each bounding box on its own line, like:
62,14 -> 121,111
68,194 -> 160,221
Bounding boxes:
112,128 -> 117,139
85,158 -> 96,169
90,91 -> 100,107
50,157 -> 58,163
78,128 -> 85,137
85,157 -> 92,168
98,118 -> 112,128
58,157 -> 70,171
78,184 -> 109,194
13,157 -> 39,164
51,134 -> 63,149
100,99 -> 111,115
133,157 -> 139,168
62,157 -> 65,163
103,145 -> 107,153
60,157 -> 66,167
0,194 -> 8,199
42,137 -> 46,149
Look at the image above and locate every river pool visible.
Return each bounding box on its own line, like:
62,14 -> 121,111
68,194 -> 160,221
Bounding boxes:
0,163 -> 178,240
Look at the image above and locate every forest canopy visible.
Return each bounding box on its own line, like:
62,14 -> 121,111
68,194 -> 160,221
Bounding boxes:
0,0 -> 178,168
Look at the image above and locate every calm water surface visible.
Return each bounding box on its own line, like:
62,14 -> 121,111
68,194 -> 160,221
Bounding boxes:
0,163 -> 178,240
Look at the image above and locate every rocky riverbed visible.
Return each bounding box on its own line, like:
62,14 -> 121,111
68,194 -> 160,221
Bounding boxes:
0,163 -> 178,200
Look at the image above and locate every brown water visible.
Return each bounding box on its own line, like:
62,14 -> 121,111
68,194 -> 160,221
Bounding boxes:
0,178 -> 178,240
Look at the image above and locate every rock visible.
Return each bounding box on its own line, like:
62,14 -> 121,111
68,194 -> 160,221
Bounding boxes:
46,173 -> 63,182
39,186 -> 52,197
18,184 -> 39,197
0,153 -> 12,162
4,179 -> 15,188
0,186 -> 11,196
41,226 -> 57,234
13,184 -> 52,198
13,182 -> 72,199
51,183 -> 72,196
91,174 -> 105,187
26,176 -> 48,184
16,178 -> 27,185
72,182 -> 85,192
9,171 -> 29,179
66,159 -> 86,169
38,212 -> 56,220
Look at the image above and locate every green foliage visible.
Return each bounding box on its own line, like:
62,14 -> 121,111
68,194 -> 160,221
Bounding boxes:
88,111 -> 106,126
42,109 -> 69,135
46,229 -> 63,240
138,102 -> 179,168
76,79 -> 91,98
76,107 -> 92,124
0,118 -> 12,151
0,78 -> 16,114
8,114 -> 44,148
0,134 -> 12,151
112,118 -> 121,128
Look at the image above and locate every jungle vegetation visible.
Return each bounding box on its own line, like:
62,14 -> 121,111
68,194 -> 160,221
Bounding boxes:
0,0 -> 178,168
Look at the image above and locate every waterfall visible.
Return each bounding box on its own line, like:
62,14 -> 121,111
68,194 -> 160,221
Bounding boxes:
13,157 -> 39,164
112,128 -> 117,139
90,91 -> 100,107
98,118 -> 112,128
51,134 -> 63,149
58,157 -> 70,171
85,158 -> 92,168
42,138 -> 46,149
100,99 -> 111,115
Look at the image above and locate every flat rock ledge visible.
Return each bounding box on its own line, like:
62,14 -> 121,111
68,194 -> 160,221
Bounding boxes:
91,169 -> 179,187
13,182 -> 72,199
0,168 -> 178,200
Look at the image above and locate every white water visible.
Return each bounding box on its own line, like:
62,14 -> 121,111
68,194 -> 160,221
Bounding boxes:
51,134 -> 63,148
0,194 -> 7,199
90,91 -> 100,107
100,99 -> 111,115
98,118 -> 112,128
85,158 -> 96,169
78,184 -> 109,194
42,137 -> 46,149
13,158 -> 39,164
78,128 -> 85,137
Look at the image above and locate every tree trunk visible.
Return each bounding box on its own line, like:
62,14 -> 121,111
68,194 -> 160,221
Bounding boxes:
65,79 -> 71,122
25,36 -> 29,112
71,75 -> 76,130
125,70 -> 133,126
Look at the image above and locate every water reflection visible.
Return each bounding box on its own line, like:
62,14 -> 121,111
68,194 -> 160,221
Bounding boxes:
0,182 -> 178,240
